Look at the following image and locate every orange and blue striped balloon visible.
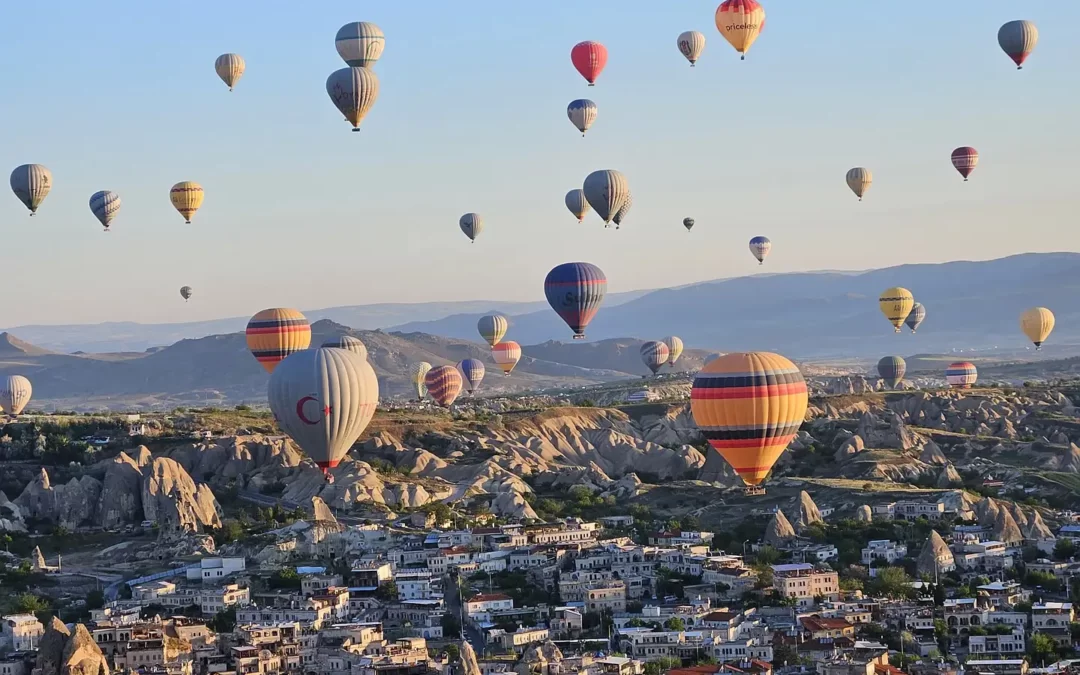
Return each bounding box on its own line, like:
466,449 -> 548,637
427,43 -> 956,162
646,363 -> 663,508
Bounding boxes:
425,365 -> 463,407
246,308 -> 312,373
945,362 -> 977,389
691,352 -> 808,486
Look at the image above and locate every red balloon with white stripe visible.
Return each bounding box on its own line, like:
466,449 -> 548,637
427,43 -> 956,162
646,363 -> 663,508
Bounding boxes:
425,365 -> 463,407
640,341 -> 670,375
492,341 -> 522,375
950,147 -> 979,181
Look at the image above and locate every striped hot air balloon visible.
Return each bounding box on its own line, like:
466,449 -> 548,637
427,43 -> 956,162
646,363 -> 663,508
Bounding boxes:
0,375 -> 32,416
246,308 -> 312,373
683,217 -> 695,232
846,168 -> 872,200
180,286 -> 193,301
714,0 -> 765,60
571,41 -> 607,85
612,192 -> 632,229
214,53 -> 245,91
11,164 -> 52,215
477,314 -> 508,347
335,22 -> 385,68
545,262 -> 607,340
879,287 -> 914,333
691,352 -> 808,486
749,236 -> 771,265
321,335 -> 367,359
408,362 -> 432,401
677,30 -> 706,66
640,341 -> 670,376
998,20 -> 1037,69
567,99 -> 597,136
565,189 -> 590,222
170,181 -> 204,223
326,67 -> 380,131
583,170 -> 629,226
877,356 -> 907,389
89,190 -> 121,231
458,358 -> 486,393
492,341 -> 522,375
951,147 -> 979,181
946,362 -> 977,389
662,336 -> 684,367
906,303 -> 926,333
1020,307 -> 1055,350
459,213 -> 483,243
425,365 -> 463,407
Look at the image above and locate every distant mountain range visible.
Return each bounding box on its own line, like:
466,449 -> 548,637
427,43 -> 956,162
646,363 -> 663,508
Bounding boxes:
0,321 -> 710,412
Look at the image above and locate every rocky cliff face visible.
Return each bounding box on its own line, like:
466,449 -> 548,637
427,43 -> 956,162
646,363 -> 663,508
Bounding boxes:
33,618 -> 109,675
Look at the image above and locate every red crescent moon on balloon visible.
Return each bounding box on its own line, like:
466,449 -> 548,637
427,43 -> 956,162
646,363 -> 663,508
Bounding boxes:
296,396 -> 321,425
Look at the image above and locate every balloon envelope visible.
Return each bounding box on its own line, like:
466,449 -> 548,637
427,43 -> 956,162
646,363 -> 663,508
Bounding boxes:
170,181 -> 204,223
571,41 -> 607,84
321,335 -> 367,360
0,375 -> 32,415
951,147 -> 979,180
459,358 -> 486,393
677,31 -> 706,65
268,347 -> 378,473
714,0 -> 765,59
662,336 -> 684,366
846,168 -> 872,200
1020,307 -> 1055,349
567,99 -> 597,135
998,20 -> 1037,68
683,217 -> 695,232
946,362 -> 977,388
425,365 -> 463,407
11,164 -> 52,214
492,341 -> 522,375
89,190 -> 121,230
544,262 -> 607,339
326,67 -> 380,130
246,308 -> 312,373
408,362 -> 432,400
215,53 -> 245,90
582,169 -> 629,225
906,303 -> 926,333
749,236 -> 771,264
565,189 -> 590,222
691,352 -> 807,486
877,356 -> 907,389
336,22 -> 385,68
879,287 -> 914,333
477,314 -> 508,347
459,213 -> 483,242
640,341 -> 670,375
612,192 -> 632,228
180,286 -> 193,301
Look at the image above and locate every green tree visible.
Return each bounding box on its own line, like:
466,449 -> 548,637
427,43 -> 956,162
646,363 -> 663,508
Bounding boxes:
1028,632 -> 1057,665
268,568 -> 301,590
933,619 -> 950,656
86,589 -> 105,610
208,606 -> 237,633
1053,538 -> 1077,561
444,644 -> 461,662
869,567 -> 914,599
375,581 -> 398,601
933,582 -> 946,606
754,545 -> 780,566
441,613 -> 461,637
643,657 -> 682,675
118,583 -> 132,600
15,593 -> 50,614
664,617 -> 685,631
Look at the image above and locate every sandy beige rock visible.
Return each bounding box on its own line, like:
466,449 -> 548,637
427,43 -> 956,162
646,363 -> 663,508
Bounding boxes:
856,505 -> 872,522
764,509 -> 796,547
35,616 -> 71,675
917,530 -> 954,577
61,624 -> 110,675
795,491 -> 823,531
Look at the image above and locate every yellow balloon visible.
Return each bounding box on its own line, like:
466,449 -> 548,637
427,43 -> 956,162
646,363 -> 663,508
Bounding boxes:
170,181 -> 204,223
1020,307 -> 1055,350
714,0 -> 766,60
879,287 -> 914,333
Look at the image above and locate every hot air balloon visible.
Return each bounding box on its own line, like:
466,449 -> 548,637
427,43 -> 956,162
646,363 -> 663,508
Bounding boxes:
408,362 -> 432,401
321,335 -> 367,359
0,375 -> 32,416
846,168 -> 872,201
459,358 -> 486,393
335,22 -> 385,68
951,147 -> 979,181
1020,307 -> 1055,350
10,164 -> 52,215
877,356 -> 907,389
714,0 -> 765,60
946,362 -> 977,389
492,341 -> 522,376
246,308 -> 312,373
268,347 -> 378,475
662,336 -> 684,367
677,31 -> 706,66
425,365 -> 463,407
906,303 -> 926,333
683,217 -> 695,232
180,286 -> 193,301
326,67 -> 380,132
691,352 -> 807,486
879,287 -> 914,333
749,236 -> 771,265
170,181 -> 204,223
477,314 -> 508,347
565,189 -> 590,223
214,53 -> 245,91
545,262 -> 607,340
640,341 -> 671,376
571,41 -> 607,86
459,213 -> 483,243
582,170 -> 629,226
567,99 -> 597,136
89,190 -> 121,231
998,20 -> 1037,69
612,192 -> 632,229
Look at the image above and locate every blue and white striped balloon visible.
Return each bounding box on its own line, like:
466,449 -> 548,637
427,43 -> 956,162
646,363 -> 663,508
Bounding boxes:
749,236 -> 771,265
567,99 -> 597,136
335,22 -> 385,68
89,190 -> 121,231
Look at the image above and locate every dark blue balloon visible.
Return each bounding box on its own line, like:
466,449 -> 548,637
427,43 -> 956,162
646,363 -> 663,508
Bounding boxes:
544,262 -> 607,340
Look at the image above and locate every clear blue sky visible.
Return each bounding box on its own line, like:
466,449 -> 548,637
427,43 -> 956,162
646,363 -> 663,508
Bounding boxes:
1,0 -> 1078,325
